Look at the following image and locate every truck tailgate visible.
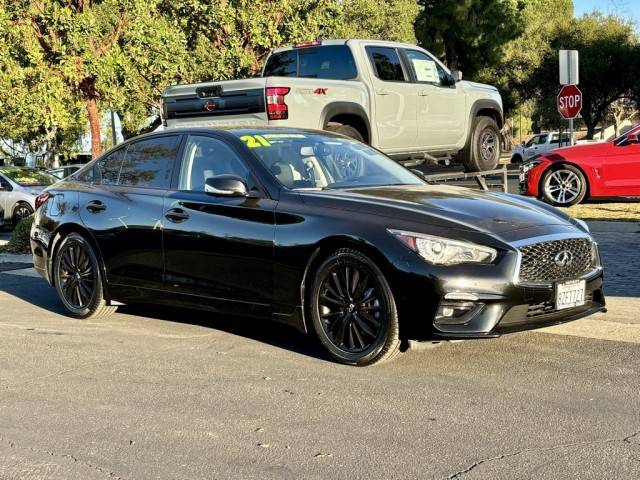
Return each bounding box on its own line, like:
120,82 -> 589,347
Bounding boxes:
162,78 -> 269,128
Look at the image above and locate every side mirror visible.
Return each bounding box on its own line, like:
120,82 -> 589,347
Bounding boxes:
204,175 -> 248,197
625,132 -> 639,144
451,70 -> 463,83
521,141 -> 526,146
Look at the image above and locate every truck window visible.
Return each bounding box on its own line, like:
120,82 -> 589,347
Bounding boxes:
298,46 -> 357,80
366,47 -> 406,82
263,50 -> 297,77
404,49 -> 450,86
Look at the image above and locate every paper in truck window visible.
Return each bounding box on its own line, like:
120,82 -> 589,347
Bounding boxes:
411,59 -> 439,83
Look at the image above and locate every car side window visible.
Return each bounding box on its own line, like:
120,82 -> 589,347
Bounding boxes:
118,136 -> 180,189
404,49 -> 448,86
0,175 -> 11,191
366,46 -> 406,82
94,148 -> 126,185
178,136 -> 253,192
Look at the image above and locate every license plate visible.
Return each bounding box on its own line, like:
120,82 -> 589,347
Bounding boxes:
556,280 -> 586,310
519,172 -> 525,182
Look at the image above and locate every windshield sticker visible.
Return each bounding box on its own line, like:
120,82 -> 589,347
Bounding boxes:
412,59 -> 439,83
262,134 -> 307,139
240,134 -> 272,148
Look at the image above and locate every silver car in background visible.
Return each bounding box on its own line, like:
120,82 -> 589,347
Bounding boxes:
0,167 -> 58,226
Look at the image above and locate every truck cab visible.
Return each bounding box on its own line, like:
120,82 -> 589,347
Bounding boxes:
162,39 -> 503,171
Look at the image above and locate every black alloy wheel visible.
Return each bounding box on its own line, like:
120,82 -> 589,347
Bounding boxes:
309,249 -> 400,366
12,203 -> 33,225
53,233 -> 117,319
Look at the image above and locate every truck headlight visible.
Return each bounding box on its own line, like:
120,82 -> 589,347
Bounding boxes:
388,230 -> 497,266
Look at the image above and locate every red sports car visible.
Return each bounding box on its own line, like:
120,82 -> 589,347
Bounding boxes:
519,125 -> 640,206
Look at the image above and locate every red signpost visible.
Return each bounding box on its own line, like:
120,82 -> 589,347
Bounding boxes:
557,84 -> 582,119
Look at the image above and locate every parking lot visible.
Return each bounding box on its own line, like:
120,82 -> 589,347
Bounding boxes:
0,225 -> 639,479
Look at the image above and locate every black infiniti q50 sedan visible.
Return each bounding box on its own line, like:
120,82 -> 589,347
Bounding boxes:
30,128 -> 606,365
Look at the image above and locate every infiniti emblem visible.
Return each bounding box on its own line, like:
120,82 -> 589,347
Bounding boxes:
554,250 -> 573,267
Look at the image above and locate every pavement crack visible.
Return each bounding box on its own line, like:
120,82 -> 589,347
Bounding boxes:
446,430 -> 640,479
2,436 -> 125,479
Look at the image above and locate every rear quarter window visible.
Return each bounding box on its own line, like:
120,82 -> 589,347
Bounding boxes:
263,45 -> 357,80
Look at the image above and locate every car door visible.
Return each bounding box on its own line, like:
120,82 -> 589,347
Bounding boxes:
402,49 -> 466,149
79,135 -> 181,290
524,134 -> 548,160
162,134 -> 276,317
0,174 -> 10,220
602,135 -> 640,195
364,45 -> 417,151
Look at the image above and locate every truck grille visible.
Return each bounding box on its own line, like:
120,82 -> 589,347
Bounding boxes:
519,238 -> 593,283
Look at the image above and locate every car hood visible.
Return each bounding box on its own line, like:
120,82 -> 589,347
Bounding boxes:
545,141 -> 609,159
310,184 -> 577,234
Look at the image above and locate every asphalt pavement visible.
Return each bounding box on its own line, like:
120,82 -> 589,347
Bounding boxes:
1,229 -> 639,479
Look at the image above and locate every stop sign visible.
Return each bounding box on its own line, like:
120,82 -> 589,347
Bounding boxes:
557,85 -> 582,119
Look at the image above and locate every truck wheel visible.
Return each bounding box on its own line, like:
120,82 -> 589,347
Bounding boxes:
326,124 -> 365,143
459,116 -> 501,172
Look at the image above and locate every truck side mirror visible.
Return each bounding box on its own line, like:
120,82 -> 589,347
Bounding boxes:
451,70 -> 463,83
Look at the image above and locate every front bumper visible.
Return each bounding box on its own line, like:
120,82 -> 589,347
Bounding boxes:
432,269 -> 605,339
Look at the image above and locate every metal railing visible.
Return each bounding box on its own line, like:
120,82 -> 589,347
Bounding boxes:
423,166 -> 510,193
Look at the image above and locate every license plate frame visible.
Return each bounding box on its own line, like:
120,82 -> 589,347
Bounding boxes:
555,279 -> 586,310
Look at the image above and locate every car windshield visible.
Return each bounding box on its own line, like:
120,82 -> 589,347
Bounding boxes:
612,124 -> 640,143
234,131 -> 424,190
1,168 -> 57,186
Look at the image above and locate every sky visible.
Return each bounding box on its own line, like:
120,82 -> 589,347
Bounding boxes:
573,0 -> 639,26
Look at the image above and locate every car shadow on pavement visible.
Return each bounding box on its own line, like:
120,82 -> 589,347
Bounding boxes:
119,303 -> 331,362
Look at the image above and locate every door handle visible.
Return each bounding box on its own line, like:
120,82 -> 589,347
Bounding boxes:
375,88 -> 391,96
85,200 -> 106,213
419,89 -> 430,96
165,208 -> 189,223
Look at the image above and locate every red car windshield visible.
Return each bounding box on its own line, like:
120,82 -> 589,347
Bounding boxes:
613,125 -> 640,144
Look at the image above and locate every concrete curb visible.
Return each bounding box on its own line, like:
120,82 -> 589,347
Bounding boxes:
587,221 -> 640,234
0,253 -> 33,264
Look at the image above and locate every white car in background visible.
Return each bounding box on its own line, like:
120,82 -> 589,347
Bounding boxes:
511,131 -> 570,163
0,167 -> 58,226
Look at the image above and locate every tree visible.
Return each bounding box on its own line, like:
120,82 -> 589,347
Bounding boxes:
1,0 -> 187,158
476,0 -> 573,115
533,14 -> 639,139
415,0 -> 524,78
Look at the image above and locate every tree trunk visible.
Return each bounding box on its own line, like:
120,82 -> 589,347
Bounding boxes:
86,96 -> 102,158
79,77 -> 102,158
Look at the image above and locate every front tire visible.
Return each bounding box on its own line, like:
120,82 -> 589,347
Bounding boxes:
540,165 -> 587,207
458,116 -> 501,172
308,248 -> 400,366
53,233 -> 117,319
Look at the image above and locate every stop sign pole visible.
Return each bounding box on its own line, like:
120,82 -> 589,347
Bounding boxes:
558,50 -> 580,146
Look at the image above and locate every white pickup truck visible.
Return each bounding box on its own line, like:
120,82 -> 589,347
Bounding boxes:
161,39 -> 504,171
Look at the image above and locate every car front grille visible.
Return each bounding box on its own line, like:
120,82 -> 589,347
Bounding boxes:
519,238 -> 594,283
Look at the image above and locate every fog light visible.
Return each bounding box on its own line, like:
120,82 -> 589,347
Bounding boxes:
435,302 -> 484,325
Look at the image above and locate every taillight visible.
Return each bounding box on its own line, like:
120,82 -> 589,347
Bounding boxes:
35,192 -> 50,210
293,40 -> 321,48
265,87 -> 290,120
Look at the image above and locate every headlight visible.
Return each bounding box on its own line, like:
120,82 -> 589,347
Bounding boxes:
520,159 -> 542,174
388,230 -> 497,266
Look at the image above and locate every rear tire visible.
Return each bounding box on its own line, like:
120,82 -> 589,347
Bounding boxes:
53,233 -> 117,319
308,248 -> 400,366
458,116 -> 501,172
12,202 -> 33,226
326,124 -> 365,143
